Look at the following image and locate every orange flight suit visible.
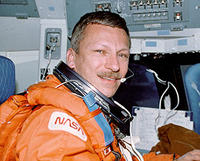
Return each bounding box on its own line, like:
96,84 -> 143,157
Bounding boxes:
0,75 -> 175,161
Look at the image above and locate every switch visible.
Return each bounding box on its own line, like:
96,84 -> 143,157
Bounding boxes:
174,12 -> 182,21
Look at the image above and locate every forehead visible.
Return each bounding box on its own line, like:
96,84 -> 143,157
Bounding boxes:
84,23 -> 127,36
81,24 -> 130,46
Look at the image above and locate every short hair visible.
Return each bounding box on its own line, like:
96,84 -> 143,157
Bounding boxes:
70,11 -> 131,53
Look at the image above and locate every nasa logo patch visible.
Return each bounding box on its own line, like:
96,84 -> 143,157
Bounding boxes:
48,111 -> 87,141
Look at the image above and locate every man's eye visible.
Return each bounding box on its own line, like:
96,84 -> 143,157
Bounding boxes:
96,50 -> 103,54
119,53 -> 129,59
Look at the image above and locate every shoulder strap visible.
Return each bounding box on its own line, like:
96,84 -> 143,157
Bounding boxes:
82,91 -> 114,147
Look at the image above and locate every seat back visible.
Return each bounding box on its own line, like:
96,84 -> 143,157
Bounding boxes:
184,63 -> 200,134
0,56 -> 15,104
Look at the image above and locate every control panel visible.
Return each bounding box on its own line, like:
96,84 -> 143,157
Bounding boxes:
92,0 -> 199,32
66,0 -> 200,54
66,0 -> 200,34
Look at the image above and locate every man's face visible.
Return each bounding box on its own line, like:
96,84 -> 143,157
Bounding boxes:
67,24 -> 130,97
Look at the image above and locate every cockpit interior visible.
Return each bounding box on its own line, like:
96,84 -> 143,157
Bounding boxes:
1,0 -> 200,154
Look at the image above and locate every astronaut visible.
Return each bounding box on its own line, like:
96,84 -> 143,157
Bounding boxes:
1,11 -> 200,161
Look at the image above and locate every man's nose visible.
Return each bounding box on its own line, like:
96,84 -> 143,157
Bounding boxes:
105,54 -> 120,72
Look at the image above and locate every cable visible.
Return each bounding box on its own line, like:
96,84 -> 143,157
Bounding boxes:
146,69 -> 180,132
55,80 -> 84,98
41,45 -> 55,81
154,80 -> 170,132
113,99 -> 144,161
146,69 -> 166,85
163,82 -> 180,124
120,68 -> 135,83
112,99 -> 132,118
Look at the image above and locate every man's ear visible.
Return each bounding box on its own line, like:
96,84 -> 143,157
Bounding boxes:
66,48 -> 76,69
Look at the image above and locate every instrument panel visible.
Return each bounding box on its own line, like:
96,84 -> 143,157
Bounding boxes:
66,0 -> 200,34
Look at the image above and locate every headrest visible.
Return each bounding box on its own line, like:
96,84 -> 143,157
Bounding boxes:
0,56 -> 15,104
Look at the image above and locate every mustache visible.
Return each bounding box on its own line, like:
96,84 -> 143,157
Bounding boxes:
97,71 -> 122,80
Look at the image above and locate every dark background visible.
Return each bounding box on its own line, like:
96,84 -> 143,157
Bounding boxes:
113,52 -> 200,113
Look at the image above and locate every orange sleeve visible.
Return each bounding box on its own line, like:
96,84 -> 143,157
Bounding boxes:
15,106 -> 100,161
